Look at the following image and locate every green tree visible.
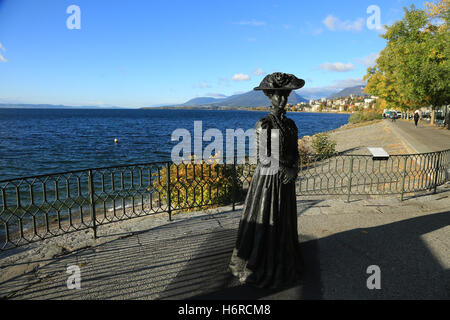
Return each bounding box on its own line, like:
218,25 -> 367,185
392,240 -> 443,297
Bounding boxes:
364,2 -> 449,117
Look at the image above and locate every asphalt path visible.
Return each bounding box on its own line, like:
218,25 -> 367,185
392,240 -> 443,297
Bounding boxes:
386,119 -> 450,153
2,190 -> 449,300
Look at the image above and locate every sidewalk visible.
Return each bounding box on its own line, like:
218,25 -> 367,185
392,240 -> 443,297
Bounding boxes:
386,119 -> 450,153
1,186 -> 449,300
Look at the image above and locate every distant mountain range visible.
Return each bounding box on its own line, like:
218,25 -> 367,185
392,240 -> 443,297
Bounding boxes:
1,85 -> 369,110
327,86 -> 368,99
182,97 -> 225,106
155,90 -> 308,108
0,103 -> 124,109
151,86 -> 369,109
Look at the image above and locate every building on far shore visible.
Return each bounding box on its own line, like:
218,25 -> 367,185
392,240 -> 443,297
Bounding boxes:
287,92 -> 379,113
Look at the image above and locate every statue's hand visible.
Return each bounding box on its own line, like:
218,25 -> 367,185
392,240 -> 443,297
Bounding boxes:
281,167 -> 298,184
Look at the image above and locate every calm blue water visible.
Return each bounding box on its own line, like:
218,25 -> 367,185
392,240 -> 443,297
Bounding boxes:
0,109 -> 349,180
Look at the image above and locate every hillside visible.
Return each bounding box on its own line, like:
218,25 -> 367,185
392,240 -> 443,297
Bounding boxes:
155,90 -> 308,108
182,97 -> 226,106
210,91 -> 307,107
327,86 -> 368,99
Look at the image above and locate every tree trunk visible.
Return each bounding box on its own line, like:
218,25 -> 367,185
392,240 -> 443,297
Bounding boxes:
445,106 -> 450,130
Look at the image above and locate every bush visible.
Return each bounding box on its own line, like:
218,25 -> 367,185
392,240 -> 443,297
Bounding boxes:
312,133 -> 336,155
152,155 -> 242,213
298,135 -> 314,156
348,110 -> 382,124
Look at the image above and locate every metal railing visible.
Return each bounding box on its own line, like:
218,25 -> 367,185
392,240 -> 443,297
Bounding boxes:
296,149 -> 450,201
1,149 -> 449,251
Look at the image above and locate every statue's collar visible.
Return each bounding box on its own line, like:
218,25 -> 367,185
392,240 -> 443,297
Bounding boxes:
269,108 -> 286,120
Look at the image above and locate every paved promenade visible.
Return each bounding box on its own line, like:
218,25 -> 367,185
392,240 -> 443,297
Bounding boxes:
386,119 -> 450,153
0,120 -> 449,300
1,187 -> 449,300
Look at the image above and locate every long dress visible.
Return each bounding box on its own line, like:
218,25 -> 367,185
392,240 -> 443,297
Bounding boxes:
229,111 -> 304,289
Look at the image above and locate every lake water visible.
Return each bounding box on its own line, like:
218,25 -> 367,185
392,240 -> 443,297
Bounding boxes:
0,109 -> 350,180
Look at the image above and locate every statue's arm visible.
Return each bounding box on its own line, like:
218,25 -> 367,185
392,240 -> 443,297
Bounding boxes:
255,118 -> 271,166
279,120 -> 299,184
279,119 -> 299,169
292,121 -> 300,167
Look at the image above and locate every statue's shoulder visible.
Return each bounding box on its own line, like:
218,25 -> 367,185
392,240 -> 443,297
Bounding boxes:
255,115 -> 273,130
284,117 -> 298,130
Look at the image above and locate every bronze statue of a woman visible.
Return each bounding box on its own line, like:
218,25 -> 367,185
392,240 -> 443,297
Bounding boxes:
229,72 -> 305,289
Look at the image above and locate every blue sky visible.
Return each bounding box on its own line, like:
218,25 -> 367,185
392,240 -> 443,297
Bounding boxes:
0,0 -> 426,107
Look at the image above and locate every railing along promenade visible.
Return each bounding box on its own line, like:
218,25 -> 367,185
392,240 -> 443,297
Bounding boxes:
1,149 -> 449,251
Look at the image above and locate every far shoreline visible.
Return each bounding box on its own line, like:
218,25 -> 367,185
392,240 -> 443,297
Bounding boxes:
142,106 -> 353,116
1,106 -> 353,116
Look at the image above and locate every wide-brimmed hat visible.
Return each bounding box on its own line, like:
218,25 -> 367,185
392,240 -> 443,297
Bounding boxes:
254,72 -> 305,91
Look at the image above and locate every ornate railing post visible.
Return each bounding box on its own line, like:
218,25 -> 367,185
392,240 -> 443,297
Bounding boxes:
446,151 -> 450,183
347,156 -> 354,203
433,152 -> 441,194
88,169 -> 97,239
400,156 -> 408,201
166,162 -> 172,221
232,155 -> 237,212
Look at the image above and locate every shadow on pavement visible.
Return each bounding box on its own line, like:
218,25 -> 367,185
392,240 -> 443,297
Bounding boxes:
2,201 -> 448,300
309,210 -> 450,299
161,208 -> 449,300
183,234 -> 322,300
160,200 -> 324,300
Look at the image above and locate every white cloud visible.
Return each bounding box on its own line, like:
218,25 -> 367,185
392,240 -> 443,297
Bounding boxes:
253,68 -> 266,76
0,42 -> 7,62
319,62 -> 355,72
323,15 -> 364,32
234,19 -> 266,27
323,15 -> 339,30
232,73 -> 251,81
356,53 -> 380,67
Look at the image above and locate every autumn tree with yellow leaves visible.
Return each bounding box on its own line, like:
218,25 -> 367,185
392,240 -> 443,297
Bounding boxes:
364,0 -> 449,117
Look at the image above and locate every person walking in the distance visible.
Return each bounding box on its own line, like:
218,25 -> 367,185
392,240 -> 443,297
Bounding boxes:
391,111 -> 397,122
414,111 -> 420,127
229,72 -> 304,289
